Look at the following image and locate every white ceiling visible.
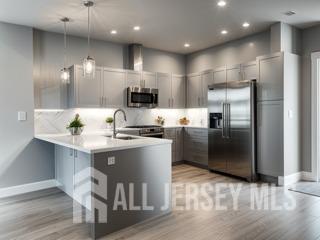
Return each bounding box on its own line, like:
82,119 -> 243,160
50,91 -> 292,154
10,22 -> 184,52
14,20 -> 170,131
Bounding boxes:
0,0 -> 319,54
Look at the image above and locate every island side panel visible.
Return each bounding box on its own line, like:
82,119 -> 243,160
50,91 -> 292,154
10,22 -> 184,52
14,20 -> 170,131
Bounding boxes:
90,144 -> 172,239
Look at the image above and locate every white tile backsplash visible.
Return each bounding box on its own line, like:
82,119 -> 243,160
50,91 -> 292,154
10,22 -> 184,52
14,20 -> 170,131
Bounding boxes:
34,108 -> 208,134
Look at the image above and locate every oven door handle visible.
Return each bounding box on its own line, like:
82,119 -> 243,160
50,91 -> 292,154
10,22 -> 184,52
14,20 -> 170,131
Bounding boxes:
141,132 -> 164,137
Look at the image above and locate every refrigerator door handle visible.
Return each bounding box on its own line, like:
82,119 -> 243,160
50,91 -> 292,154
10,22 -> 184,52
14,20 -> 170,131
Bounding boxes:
222,102 -> 226,138
227,103 -> 231,138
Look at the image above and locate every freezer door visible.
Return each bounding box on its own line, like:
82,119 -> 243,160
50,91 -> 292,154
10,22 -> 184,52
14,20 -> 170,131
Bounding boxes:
226,80 -> 254,179
208,83 -> 228,172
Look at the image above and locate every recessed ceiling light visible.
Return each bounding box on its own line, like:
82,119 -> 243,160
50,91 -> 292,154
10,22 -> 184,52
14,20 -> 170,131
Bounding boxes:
184,43 -> 191,48
217,1 -> 226,7
221,30 -> 228,35
242,22 -> 250,28
110,30 -> 117,35
133,26 -> 141,31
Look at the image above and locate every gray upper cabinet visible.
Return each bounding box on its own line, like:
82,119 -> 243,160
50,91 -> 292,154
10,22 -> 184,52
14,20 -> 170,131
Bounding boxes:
142,72 -> 157,89
213,67 -> 226,84
172,74 -> 186,108
257,52 -> 284,101
201,71 -> 213,107
126,70 -> 141,87
226,64 -> 241,82
69,65 -> 103,108
157,72 -> 172,108
241,61 -> 257,80
102,68 -> 126,108
187,73 -> 201,108
257,101 -> 284,177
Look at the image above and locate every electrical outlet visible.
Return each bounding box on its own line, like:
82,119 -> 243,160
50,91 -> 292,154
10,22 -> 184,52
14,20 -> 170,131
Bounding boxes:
108,156 -> 115,165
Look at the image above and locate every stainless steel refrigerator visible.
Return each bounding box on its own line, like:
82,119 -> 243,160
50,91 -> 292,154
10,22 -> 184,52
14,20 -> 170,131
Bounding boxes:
208,80 -> 257,181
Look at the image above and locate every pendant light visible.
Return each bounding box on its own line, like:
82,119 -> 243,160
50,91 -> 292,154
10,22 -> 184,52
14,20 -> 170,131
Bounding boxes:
83,1 -> 95,78
60,17 -> 70,83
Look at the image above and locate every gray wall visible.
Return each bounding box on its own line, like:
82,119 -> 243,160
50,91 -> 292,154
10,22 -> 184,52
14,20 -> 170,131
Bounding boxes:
301,25 -> 320,172
34,30 -> 186,109
0,22 -> 54,188
186,30 -> 270,74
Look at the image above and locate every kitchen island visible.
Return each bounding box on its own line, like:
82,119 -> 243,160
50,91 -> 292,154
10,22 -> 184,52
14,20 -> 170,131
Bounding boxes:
35,132 -> 172,239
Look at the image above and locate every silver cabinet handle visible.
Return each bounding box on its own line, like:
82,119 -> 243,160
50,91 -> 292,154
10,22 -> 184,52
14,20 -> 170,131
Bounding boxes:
168,98 -> 171,108
69,149 -> 73,156
74,150 -> 78,158
198,97 -> 200,107
172,98 -> 174,107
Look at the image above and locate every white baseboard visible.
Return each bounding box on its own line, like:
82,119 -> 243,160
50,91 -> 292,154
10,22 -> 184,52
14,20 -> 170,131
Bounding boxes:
301,171 -> 317,181
278,172 -> 302,186
0,179 -> 57,199
278,171 -> 318,186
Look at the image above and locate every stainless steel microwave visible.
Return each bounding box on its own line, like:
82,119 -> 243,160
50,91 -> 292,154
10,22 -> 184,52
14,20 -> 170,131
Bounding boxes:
127,87 -> 158,108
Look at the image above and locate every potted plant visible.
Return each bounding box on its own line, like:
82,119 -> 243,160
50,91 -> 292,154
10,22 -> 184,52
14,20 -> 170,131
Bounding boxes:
105,117 -> 114,129
66,114 -> 85,135
155,116 -> 165,126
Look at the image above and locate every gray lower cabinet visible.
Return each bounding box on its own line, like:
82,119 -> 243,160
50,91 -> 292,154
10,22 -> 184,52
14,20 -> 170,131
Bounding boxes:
164,128 -> 183,163
183,128 -> 208,167
257,101 -> 284,177
55,145 -> 91,208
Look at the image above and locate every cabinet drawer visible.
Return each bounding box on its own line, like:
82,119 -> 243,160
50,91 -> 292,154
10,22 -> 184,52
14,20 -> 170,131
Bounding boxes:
185,128 -> 208,137
164,129 -> 177,139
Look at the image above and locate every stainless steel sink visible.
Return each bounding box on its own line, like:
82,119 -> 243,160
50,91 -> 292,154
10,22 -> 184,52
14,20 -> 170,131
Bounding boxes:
106,136 -> 138,140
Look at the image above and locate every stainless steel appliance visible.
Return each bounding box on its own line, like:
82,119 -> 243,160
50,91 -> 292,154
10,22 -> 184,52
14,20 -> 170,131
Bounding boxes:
127,87 -> 158,108
125,125 -> 164,138
208,80 -> 257,181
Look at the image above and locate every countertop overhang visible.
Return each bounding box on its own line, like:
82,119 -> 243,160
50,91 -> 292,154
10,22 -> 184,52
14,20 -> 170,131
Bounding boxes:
35,132 -> 172,154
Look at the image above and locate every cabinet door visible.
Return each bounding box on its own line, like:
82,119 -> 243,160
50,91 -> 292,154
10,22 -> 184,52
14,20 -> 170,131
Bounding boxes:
257,101 -> 284,177
172,75 -> 186,108
242,61 -> 257,80
142,72 -> 157,88
103,68 -> 126,108
126,70 -> 141,87
175,128 -> 184,162
227,64 -> 241,82
187,74 -> 201,108
201,71 -> 212,107
213,67 -> 226,84
157,73 -> 172,108
257,53 -> 283,101
75,65 -> 102,108
55,146 -> 74,197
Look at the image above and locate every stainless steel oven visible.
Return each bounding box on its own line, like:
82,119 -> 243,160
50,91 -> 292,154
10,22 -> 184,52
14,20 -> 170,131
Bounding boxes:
125,125 -> 164,138
127,87 -> 158,108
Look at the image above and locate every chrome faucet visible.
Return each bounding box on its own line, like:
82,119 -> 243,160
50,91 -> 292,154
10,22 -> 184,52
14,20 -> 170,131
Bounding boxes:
113,109 -> 127,138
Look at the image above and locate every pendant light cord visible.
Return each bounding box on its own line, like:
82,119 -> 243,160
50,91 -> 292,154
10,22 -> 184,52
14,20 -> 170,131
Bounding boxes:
63,20 -> 67,68
87,4 -> 91,56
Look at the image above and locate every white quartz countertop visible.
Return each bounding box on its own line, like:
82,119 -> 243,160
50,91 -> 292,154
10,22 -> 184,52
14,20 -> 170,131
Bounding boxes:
163,125 -> 208,129
35,131 -> 172,154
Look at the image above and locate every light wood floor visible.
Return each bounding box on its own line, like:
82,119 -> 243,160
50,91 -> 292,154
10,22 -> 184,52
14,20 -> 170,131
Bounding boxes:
1,164 -> 320,240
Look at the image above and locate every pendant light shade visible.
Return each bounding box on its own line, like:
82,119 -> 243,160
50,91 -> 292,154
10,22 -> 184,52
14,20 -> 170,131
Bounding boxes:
83,1 -> 95,78
60,17 -> 70,84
